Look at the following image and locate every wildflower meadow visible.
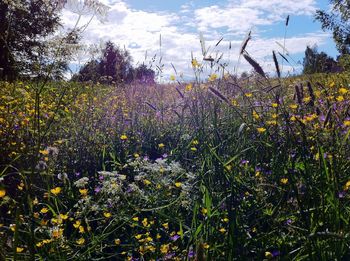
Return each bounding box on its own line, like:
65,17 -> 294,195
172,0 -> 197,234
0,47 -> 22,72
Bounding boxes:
1,1 -> 350,260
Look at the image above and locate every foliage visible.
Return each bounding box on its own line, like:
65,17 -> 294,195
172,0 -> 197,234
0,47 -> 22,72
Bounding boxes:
0,0 -> 65,81
303,45 -> 339,74
73,41 -> 156,84
315,0 -> 350,54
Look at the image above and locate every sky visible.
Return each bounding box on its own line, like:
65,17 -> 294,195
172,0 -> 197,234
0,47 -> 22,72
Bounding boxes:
61,0 -> 337,80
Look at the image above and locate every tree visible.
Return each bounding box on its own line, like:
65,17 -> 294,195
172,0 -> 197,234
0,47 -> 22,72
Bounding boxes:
303,45 -> 338,74
315,0 -> 350,54
73,41 -> 156,84
0,0 -> 65,81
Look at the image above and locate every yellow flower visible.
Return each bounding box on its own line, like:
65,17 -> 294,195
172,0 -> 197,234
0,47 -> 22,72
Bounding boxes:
114,239 -> 121,245
10,224 -> 16,232
289,104 -> 298,109
245,92 -> 253,98
143,179 -> 151,185
60,213 -> 68,220
76,238 -> 85,245
103,212 -> 111,218
336,95 -> 344,102
132,216 -> 139,222
344,120 -> 350,127
185,83 -> 193,92
191,59 -> 199,68
271,103 -> 278,108
344,180 -> 350,190
252,110 -> 260,120
73,220 -> 81,228
265,251 -> 273,259
223,217 -> 229,223
36,241 -> 44,247
162,222 -> 169,229
135,234 -> 142,239
50,187 -> 61,196
201,208 -> 208,215
175,182 -> 182,188
257,127 -> 266,133
303,97 -> 311,103
0,189 -> 6,198
158,143 -> 165,148
160,244 -> 170,254
190,147 -> 197,151
40,207 -> 49,214
79,188 -> 88,196
339,87 -> 348,95
39,149 -> 49,155
79,226 -> 85,233
120,134 -> 128,140
219,228 -> 226,233
52,228 -> 64,238
170,75 -> 176,81
208,74 -> 218,82
142,218 -> 148,227
202,243 -> 210,249
280,178 -> 288,185
16,247 -> 24,253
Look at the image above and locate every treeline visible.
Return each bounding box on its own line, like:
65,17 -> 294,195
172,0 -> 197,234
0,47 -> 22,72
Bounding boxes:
71,41 -> 156,84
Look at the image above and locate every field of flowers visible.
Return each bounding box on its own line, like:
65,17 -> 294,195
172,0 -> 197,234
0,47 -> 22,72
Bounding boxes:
1,69 -> 350,260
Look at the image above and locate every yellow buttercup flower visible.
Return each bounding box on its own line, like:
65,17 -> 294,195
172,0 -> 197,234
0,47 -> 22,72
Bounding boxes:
0,189 -> 6,198
50,187 -> 61,196
175,182 -> 182,188
40,207 -> 49,214
76,238 -> 85,245
120,134 -> 128,140
103,212 -> 111,218
280,178 -> 288,185
16,247 -> 24,253
257,127 -> 266,133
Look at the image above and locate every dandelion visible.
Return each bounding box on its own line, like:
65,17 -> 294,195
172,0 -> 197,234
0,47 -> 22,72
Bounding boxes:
50,187 -> 61,196
0,189 -> 6,198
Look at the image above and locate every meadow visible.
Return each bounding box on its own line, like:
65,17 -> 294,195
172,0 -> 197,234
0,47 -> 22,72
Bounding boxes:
1,63 -> 350,260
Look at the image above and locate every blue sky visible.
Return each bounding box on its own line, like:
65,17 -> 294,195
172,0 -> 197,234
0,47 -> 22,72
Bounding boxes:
62,0 -> 337,79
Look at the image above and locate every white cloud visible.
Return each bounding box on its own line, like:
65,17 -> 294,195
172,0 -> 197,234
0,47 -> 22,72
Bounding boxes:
60,0 -> 331,80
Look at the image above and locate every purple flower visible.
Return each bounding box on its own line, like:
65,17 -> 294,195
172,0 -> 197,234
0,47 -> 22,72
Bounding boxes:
170,234 -> 180,241
94,187 -> 101,193
338,191 -> 346,198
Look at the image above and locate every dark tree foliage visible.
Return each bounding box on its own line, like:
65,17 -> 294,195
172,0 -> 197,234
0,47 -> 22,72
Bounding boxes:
303,45 -> 339,74
0,0 -> 65,81
73,41 -> 155,84
315,0 -> 350,55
